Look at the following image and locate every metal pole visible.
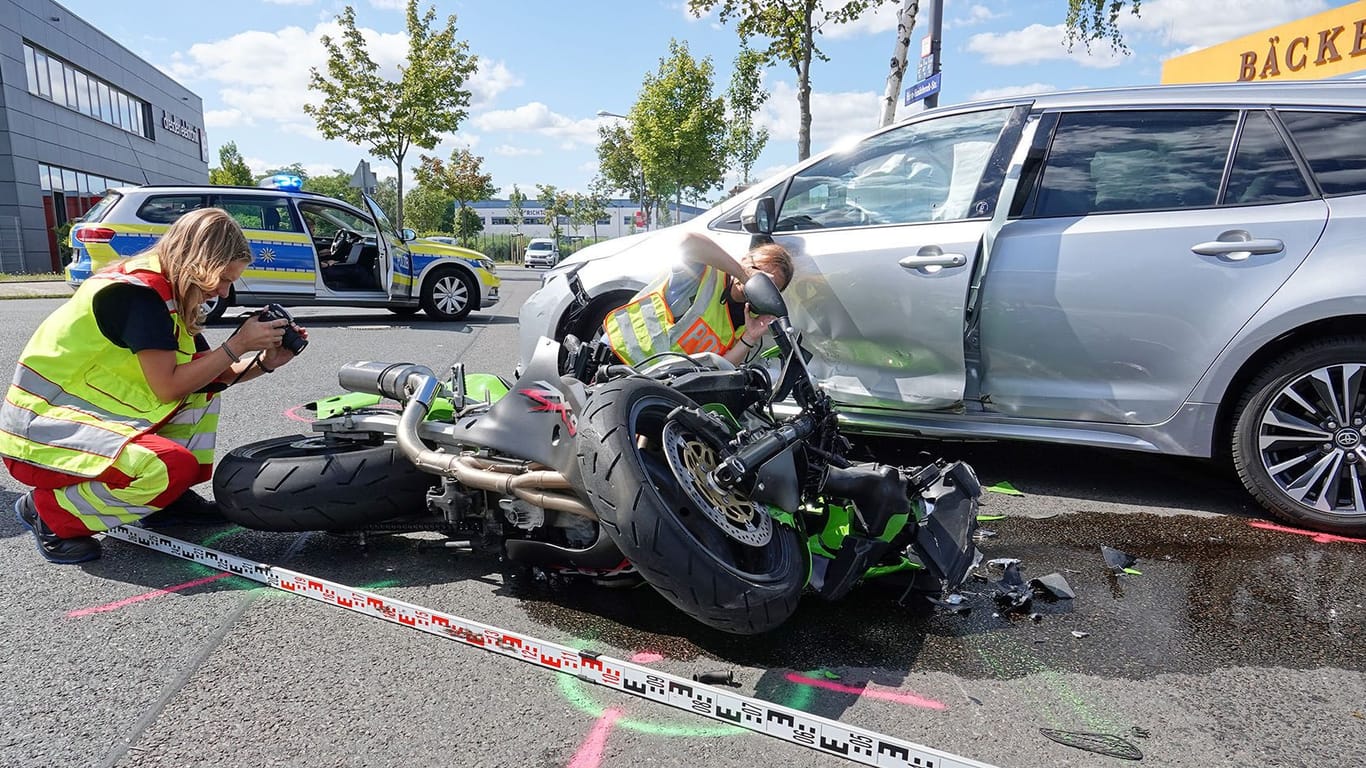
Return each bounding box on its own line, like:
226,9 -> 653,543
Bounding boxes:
924,0 -> 944,109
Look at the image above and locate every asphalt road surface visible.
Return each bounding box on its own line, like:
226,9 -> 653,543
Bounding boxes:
1,267 -> 1361,768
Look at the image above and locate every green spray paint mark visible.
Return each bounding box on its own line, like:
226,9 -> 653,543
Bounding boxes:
556,673 -> 744,737
969,633 -> 1123,733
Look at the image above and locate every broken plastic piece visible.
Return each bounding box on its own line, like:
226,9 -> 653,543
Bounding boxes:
985,481 -> 1024,496
973,528 -> 998,540
1101,545 -> 1138,574
1029,612 -> 1043,623
976,514 -> 1007,522
1071,630 -> 1090,639
1030,572 -> 1076,600
992,561 -> 1033,611
986,557 -> 1020,569
928,596 -> 971,615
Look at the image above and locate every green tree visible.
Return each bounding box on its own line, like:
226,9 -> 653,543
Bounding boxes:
371,176 -> 400,223
536,184 -> 571,242
631,39 -> 725,228
456,206 -> 484,243
304,0 -> 478,230
415,148 -> 496,246
584,179 -> 612,240
725,45 -> 770,186
689,0 -> 895,160
507,184 -> 527,262
596,123 -> 658,230
303,169 -> 363,207
209,141 -> 254,186
1065,0 -> 1141,51
404,183 -> 455,233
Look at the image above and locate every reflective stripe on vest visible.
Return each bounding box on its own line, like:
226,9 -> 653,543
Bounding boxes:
604,265 -> 741,365
0,256 -> 195,478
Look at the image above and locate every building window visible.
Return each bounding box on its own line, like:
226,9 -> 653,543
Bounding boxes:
36,162 -> 135,269
22,42 -> 153,140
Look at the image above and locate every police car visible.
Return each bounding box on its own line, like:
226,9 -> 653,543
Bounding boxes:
64,175 -> 500,322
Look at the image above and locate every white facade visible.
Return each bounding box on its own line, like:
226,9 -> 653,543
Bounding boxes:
468,198 -> 707,240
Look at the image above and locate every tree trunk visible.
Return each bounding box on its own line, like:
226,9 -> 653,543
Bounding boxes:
797,4 -> 815,161
393,151 -> 405,232
880,0 -> 920,128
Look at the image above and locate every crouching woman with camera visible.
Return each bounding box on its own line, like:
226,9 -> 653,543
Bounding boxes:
0,208 -> 306,564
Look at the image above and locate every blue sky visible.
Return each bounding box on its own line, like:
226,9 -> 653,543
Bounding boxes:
62,0 -> 1332,200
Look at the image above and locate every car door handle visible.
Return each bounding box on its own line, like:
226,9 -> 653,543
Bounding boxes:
1191,232 -> 1284,262
899,251 -> 967,271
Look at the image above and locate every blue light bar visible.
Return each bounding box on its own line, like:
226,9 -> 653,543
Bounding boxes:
260,174 -> 303,191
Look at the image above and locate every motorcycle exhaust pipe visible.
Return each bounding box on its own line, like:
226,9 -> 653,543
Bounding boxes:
339,361 -> 436,400
392,379 -> 599,521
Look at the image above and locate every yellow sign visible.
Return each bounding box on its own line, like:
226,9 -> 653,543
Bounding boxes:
1162,1 -> 1366,84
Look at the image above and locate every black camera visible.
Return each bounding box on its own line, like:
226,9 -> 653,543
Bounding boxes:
259,303 -> 307,355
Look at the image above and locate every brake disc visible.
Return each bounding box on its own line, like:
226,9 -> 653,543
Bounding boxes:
661,421 -> 772,547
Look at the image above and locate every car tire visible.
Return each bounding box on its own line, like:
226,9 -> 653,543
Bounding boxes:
420,268 -> 477,321
1231,335 -> 1366,536
203,291 -> 231,324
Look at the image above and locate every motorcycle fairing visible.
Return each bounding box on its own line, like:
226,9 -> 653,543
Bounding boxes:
912,460 -> 982,589
451,338 -> 587,475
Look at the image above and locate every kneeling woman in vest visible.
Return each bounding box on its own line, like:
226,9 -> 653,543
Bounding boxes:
604,232 -> 794,368
0,208 -> 304,564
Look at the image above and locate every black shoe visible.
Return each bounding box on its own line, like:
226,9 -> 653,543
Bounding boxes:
140,488 -> 228,528
14,493 -> 101,564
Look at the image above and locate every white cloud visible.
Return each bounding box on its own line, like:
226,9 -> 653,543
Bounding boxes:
968,83 -> 1058,101
823,2 -> 903,40
759,81 -> 882,150
946,4 -> 999,30
966,23 -> 1127,68
494,145 -> 543,157
1119,0 -> 1329,49
204,108 -> 248,128
469,60 -> 522,108
367,0 -> 406,9
471,102 -> 603,146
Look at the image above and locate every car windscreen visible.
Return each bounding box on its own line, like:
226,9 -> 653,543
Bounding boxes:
79,191 -> 121,223
527,242 -> 552,251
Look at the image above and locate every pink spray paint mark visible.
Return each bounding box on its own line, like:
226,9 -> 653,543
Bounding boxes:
630,652 -> 665,663
1247,520 -> 1366,545
566,707 -> 623,768
282,405 -> 312,423
784,672 -> 946,711
67,572 -> 232,617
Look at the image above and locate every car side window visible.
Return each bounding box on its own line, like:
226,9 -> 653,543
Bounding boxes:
216,196 -> 301,232
774,108 -> 1010,232
1278,110 -> 1366,197
299,203 -> 375,239
136,195 -> 206,224
1032,110 -> 1238,217
1223,111 -> 1312,206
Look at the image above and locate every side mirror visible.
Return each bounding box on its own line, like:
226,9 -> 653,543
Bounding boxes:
741,196 -> 776,236
401,228 -> 417,242
743,271 -> 786,318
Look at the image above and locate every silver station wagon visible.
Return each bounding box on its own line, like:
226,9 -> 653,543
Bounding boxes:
519,80 -> 1366,536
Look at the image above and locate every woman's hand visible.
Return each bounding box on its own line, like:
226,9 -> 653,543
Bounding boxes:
742,312 -> 776,344
231,314 -> 287,353
260,325 -> 308,370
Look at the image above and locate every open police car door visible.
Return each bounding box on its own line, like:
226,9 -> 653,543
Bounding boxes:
362,194 -> 413,300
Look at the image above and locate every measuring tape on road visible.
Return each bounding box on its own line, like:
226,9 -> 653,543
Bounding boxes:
104,525 -> 997,768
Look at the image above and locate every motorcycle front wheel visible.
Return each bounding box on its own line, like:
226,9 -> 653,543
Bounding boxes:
214,435 -> 438,531
577,378 -> 807,635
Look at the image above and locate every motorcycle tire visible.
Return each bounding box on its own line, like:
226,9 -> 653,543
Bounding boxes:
214,435 -> 438,531
576,377 -> 807,635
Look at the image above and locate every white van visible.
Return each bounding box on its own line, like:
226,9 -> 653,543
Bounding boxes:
523,238 -> 560,268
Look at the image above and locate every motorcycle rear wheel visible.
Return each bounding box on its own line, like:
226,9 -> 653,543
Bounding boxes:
214,435 -> 438,531
577,378 -> 807,635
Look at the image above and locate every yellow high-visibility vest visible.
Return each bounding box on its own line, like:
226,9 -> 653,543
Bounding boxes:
0,255 -> 196,478
603,264 -> 744,365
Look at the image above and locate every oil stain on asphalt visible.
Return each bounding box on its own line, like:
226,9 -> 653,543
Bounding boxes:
512,512 -> 1365,680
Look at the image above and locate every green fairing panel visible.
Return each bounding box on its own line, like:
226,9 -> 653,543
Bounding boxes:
311,392 -> 383,420
464,373 -> 510,403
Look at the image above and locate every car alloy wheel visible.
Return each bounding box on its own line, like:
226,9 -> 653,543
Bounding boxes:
420,268 -> 476,321
1256,362 -> 1366,517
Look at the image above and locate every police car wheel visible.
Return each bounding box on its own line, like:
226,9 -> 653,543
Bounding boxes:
203,293 -> 230,324
420,268 -> 476,321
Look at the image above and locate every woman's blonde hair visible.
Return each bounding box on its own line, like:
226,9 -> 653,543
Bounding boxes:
745,242 -> 794,290
145,208 -> 252,334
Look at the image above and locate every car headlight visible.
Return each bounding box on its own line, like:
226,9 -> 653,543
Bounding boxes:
478,258 -> 496,271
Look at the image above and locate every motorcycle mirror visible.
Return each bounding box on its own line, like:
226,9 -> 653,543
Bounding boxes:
744,271 -> 786,318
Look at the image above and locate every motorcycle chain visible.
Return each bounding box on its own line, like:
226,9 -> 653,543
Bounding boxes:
103,525 -> 998,768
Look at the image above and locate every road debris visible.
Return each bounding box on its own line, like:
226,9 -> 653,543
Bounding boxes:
1102,545 -> 1143,575
1039,728 -> 1144,760
1030,572 -> 1076,600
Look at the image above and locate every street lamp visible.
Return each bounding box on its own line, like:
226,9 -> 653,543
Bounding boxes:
595,110 -> 627,120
